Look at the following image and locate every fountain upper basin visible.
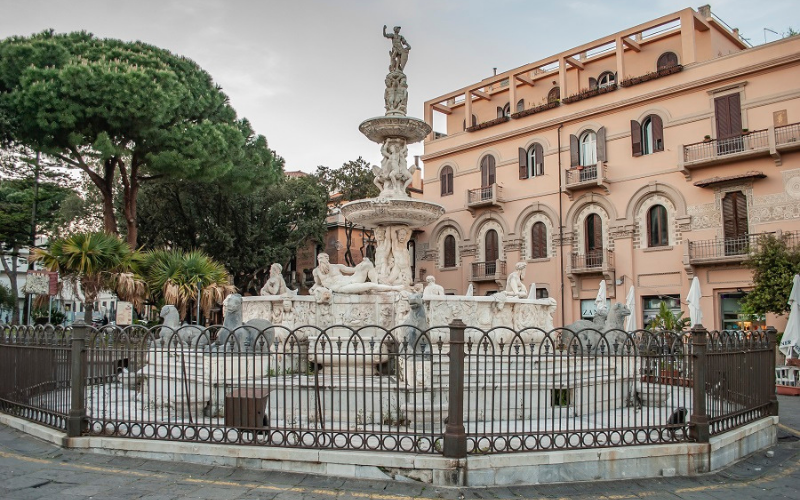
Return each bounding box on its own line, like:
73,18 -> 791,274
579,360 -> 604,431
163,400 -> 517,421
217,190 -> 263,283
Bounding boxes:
341,197 -> 445,229
359,116 -> 431,144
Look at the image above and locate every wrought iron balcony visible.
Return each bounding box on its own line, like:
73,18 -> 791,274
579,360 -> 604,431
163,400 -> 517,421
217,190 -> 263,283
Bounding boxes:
568,249 -> 614,274
466,183 -> 504,213
686,230 -> 800,266
470,260 -> 506,282
679,122 -> 800,175
563,162 -> 609,200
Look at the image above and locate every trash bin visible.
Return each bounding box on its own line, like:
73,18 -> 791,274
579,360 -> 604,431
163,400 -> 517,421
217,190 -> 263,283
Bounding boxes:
224,388 -> 271,429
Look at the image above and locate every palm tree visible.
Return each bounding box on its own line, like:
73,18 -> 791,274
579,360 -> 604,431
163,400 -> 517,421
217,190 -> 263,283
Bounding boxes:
30,232 -> 145,324
138,248 -> 236,322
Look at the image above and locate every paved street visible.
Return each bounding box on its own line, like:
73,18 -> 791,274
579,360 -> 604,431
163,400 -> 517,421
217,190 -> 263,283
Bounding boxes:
0,396 -> 798,500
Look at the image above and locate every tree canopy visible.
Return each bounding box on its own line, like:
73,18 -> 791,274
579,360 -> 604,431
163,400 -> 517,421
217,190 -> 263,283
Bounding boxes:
741,234 -> 800,317
0,30 -> 282,247
137,174 -> 328,295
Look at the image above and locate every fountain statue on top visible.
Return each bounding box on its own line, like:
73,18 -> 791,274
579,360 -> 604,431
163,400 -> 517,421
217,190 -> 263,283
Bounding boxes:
340,26 -> 445,287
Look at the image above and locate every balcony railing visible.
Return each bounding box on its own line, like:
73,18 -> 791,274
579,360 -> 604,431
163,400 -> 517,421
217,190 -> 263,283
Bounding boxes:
566,164 -> 598,185
776,122 -> 800,147
687,230 -> 800,264
466,183 -> 503,211
569,249 -> 613,273
471,260 -> 506,281
680,123 -> 800,173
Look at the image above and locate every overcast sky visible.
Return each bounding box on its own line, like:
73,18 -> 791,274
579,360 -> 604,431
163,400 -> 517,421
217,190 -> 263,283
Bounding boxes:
0,0 -> 795,174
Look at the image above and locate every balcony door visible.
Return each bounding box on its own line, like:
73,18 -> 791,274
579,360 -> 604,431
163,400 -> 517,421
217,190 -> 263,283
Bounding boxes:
722,191 -> 748,256
485,229 -> 499,274
480,155 -> 496,200
585,213 -> 603,267
714,93 -> 744,155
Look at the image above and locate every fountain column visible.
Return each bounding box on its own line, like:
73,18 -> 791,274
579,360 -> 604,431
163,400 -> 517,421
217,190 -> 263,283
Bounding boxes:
341,26 -> 444,286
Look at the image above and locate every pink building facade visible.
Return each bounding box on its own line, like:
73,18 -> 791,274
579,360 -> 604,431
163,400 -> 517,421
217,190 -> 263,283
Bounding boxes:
415,6 -> 800,330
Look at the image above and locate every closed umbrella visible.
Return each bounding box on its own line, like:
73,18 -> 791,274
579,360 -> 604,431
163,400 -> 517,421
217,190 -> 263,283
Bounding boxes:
687,276 -> 703,327
625,286 -> 638,331
595,280 -> 608,316
780,274 -> 800,359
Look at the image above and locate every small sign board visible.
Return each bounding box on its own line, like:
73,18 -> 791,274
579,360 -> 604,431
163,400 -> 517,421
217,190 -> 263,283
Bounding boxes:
116,301 -> 134,325
24,271 -> 58,295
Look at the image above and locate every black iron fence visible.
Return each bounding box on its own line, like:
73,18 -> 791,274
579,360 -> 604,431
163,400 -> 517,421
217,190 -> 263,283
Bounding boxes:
0,322 -> 777,456
688,230 -> 800,262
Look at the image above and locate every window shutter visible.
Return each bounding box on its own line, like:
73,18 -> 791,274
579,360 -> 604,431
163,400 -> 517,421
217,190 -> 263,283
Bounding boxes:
472,114 -> 478,127
593,216 -> 603,251
630,120 -> 642,157
646,207 -> 653,246
497,106 -> 505,119
722,192 -> 749,239
440,170 -> 447,196
519,147 -> 528,179
481,158 -> 489,187
735,191 -> 748,236
570,134 -> 580,167
715,95 -> 733,139
532,222 -> 546,258
589,77 -> 598,90
534,143 -> 544,176
728,93 -> 742,136
596,126 -> 607,162
651,114 -> 664,152
488,156 -> 496,185
517,99 -> 525,112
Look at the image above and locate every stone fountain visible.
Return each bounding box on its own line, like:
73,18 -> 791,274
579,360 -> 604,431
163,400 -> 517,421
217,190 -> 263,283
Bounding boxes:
340,25 -> 444,286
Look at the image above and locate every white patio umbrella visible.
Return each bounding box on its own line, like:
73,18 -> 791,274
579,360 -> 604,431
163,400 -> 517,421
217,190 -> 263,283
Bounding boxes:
595,280 -> 608,315
686,276 -> 703,327
780,274 -> 800,359
625,286 -> 638,331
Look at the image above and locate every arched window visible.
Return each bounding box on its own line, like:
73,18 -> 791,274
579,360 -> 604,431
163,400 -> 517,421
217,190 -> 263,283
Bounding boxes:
647,205 -> 669,247
497,103 -> 511,118
579,130 -> 597,166
631,115 -> 664,156
516,99 -> 525,112
547,87 -> 560,103
480,155 -> 496,187
526,143 -> 544,177
440,165 -> 454,196
657,52 -> 679,71
444,235 -> 457,268
531,222 -> 547,259
597,71 -> 616,88
463,114 -> 477,130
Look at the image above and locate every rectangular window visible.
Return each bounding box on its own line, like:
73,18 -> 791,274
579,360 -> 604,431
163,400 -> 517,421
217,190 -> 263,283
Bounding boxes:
720,292 -> 765,331
581,299 -> 611,320
642,295 -> 681,328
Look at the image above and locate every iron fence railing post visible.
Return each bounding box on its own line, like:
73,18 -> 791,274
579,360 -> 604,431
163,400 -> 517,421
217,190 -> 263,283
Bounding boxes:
690,324 -> 710,442
67,320 -> 87,438
443,319 -> 467,458
767,326 -> 779,417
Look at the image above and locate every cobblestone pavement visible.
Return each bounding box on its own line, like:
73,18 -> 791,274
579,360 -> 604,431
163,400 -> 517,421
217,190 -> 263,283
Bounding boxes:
0,396 -> 798,500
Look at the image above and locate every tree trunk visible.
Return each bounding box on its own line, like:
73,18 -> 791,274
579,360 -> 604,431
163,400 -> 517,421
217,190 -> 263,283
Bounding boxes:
344,222 -> 355,267
121,158 -> 140,248
1,246 -> 20,324
100,158 -> 118,235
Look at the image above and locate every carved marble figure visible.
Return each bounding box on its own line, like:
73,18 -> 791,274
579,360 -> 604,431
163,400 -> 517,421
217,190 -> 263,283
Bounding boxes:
311,252 -> 402,294
386,227 -> 413,285
260,263 -> 292,296
383,25 -> 410,72
384,71 -> 408,116
505,262 -> 528,298
422,275 -> 445,298
159,305 -> 206,348
215,294 -> 274,351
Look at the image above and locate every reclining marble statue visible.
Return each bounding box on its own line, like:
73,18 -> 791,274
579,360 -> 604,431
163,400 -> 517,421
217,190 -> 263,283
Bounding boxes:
260,263 -> 294,296
310,252 -> 404,295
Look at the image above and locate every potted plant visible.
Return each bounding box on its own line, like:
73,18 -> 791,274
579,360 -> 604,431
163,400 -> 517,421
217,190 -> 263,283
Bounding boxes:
703,135 -> 712,142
